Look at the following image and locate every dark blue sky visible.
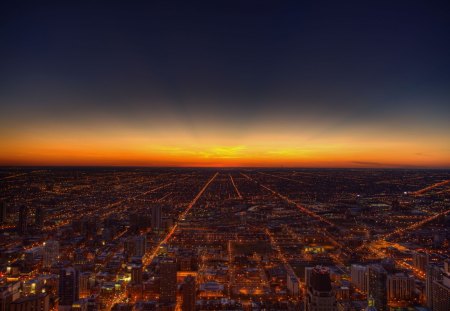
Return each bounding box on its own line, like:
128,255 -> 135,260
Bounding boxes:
1,1 -> 450,166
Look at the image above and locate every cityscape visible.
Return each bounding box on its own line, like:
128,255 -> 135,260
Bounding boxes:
1,168 -> 449,310
2,1 -> 450,311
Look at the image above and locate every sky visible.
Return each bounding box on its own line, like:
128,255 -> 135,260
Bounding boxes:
1,1 -> 450,167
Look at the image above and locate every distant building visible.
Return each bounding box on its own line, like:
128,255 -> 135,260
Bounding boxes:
182,276 -> 196,311
305,266 -> 336,311
18,205 -> 28,235
158,258 -> 177,304
134,235 -> 146,257
0,202 -> 8,224
151,205 -> 162,230
350,264 -> 367,293
131,264 -> 143,285
35,206 -> 44,230
43,240 -> 59,268
58,268 -> 79,310
366,264 -> 387,311
413,251 -> 429,273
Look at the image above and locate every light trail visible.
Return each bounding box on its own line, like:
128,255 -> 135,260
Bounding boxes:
229,174 -> 243,199
0,170 -> 45,181
258,172 -> 306,185
241,173 -> 335,227
143,172 -> 219,265
411,180 -> 450,196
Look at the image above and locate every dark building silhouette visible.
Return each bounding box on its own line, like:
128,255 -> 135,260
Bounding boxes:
35,206 -> 44,229
18,205 -> 28,235
305,266 -> 336,311
58,268 -> 79,309
151,205 -> 162,230
367,264 -> 387,311
0,201 -> 8,224
159,258 -> 177,304
182,276 -> 196,311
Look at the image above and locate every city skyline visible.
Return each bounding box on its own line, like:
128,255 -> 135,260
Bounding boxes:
1,1 -> 450,168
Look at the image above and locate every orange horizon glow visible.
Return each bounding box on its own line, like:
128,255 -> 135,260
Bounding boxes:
1,124 -> 449,168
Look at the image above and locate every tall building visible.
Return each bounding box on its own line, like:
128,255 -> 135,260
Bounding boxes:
0,201 -> 8,224
413,251 -> 429,273
131,264 -> 143,285
350,264 -> 367,293
305,266 -> 336,311
159,258 -> 177,304
182,276 -> 196,311
78,272 -> 91,298
18,205 -> 28,235
35,206 -> 44,230
43,240 -> 59,268
387,273 -> 414,301
151,205 -> 162,230
58,268 -> 79,310
366,264 -> 387,311
134,235 -> 146,257
0,281 -> 20,311
10,293 -> 49,311
426,264 -> 443,309
431,260 -> 450,311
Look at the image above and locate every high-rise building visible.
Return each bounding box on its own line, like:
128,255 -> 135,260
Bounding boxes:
151,205 -> 162,230
18,205 -> 28,235
426,264 -> 443,309
431,260 -> 450,311
387,273 -> 414,301
413,251 -> 429,273
366,264 -> 387,311
350,264 -> 367,293
134,235 -> 146,257
79,272 -> 91,298
0,201 -> 8,224
131,264 -> 143,285
58,268 -> 79,310
432,280 -> 450,311
0,281 -> 20,311
35,206 -> 44,230
159,258 -> 177,304
43,240 -> 59,268
10,293 -> 49,311
305,266 -> 336,311
182,276 -> 196,311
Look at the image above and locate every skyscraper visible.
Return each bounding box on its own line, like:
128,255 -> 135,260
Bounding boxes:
426,264 -> 443,309
430,260 -> 450,311
159,258 -> 177,304
305,266 -> 336,311
151,205 -> 162,231
43,240 -> 59,268
0,201 -> 8,224
18,205 -> 28,235
182,276 -> 196,311
35,206 -> 44,230
350,264 -> 367,293
387,273 -> 415,301
134,235 -> 146,257
131,264 -> 143,285
58,268 -> 79,310
413,251 -> 429,273
366,264 -> 387,311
